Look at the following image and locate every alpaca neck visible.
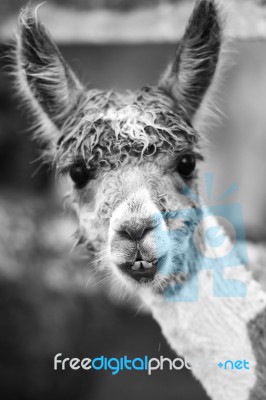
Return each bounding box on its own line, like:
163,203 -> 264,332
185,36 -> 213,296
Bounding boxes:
139,217 -> 266,400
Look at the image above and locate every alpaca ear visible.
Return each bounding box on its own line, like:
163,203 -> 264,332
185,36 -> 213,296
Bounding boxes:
159,0 -> 222,121
16,8 -> 83,138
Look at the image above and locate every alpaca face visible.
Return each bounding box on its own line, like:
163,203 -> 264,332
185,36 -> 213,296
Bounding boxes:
55,88 -> 204,288
15,0 -> 222,289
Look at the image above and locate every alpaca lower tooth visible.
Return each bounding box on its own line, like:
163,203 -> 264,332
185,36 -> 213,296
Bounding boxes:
132,261 -> 141,270
142,261 -> 153,269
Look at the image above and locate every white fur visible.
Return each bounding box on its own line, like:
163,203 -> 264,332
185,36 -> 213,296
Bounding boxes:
139,216 -> 266,400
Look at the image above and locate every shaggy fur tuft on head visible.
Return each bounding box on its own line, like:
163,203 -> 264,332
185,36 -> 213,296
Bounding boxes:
56,86 -> 203,177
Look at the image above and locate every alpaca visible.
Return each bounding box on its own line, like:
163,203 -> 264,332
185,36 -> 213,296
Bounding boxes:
14,1 -> 266,399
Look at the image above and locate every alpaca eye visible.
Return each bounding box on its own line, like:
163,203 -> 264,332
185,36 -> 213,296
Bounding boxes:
176,154 -> 196,178
69,163 -> 90,187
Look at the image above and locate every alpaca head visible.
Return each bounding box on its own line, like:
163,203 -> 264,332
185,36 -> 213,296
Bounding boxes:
15,0 -> 223,290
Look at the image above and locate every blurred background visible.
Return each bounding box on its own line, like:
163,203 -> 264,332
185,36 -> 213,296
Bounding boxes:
1,0 -> 266,399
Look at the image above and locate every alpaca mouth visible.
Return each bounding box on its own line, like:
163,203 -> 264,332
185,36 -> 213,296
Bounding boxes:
127,260 -> 157,283
119,257 -> 166,283
131,260 -> 156,271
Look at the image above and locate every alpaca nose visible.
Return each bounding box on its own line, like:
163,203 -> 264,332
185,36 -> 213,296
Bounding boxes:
113,216 -> 161,241
124,224 -> 153,241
